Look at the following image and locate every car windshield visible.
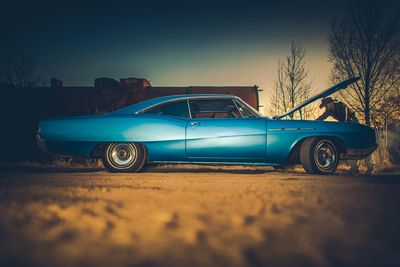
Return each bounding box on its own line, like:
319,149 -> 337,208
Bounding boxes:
233,99 -> 259,118
235,98 -> 263,118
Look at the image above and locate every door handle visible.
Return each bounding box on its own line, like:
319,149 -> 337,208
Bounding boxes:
190,121 -> 201,126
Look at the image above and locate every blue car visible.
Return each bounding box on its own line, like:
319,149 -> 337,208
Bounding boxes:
37,77 -> 377,174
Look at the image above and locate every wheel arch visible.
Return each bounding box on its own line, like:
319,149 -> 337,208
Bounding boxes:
287,135 -> 347,164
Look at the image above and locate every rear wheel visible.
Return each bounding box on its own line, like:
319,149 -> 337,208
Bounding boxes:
102,143 -> 147,173
300,138 -> 339,175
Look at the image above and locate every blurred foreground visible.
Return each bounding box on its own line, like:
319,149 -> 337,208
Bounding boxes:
0,166 -> 400,267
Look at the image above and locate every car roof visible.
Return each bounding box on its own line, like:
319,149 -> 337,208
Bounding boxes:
111,94 -> 236,115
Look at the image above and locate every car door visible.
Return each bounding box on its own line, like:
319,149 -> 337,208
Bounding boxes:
185,98 -> 267,162
138,99 -> 190,161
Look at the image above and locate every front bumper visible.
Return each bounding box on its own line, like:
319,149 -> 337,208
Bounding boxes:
36,135 -> 47,152
342,143 -> 378,160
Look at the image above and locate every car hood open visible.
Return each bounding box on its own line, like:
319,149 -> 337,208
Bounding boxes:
275,76 -> 360,120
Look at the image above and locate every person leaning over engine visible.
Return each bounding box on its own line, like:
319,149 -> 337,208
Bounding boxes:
316,97 -> 359,123
317,97 -> 373,174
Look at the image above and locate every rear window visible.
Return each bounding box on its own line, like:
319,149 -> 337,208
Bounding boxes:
142,100 -> 189,118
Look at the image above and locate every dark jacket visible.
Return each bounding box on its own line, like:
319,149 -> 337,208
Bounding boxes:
317,101 -> 359,123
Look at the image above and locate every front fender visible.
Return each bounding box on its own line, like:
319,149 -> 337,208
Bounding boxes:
266,120 -> 376,164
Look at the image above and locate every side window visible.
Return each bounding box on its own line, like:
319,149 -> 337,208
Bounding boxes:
234,99 -> 257,118
142,100 -> 189,118
189,99 -> 241,119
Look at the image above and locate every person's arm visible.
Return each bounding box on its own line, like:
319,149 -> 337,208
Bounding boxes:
316,110 -> 329,121
337,101 -> 351,122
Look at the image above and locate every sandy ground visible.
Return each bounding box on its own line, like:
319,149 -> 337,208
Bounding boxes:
0,165 -> 400,267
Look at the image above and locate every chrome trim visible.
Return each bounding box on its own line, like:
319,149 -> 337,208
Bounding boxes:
107,143 -> 138,169
268,127 -> 316,131
109,143 -> 137,167
186,99 -> 192,119
232,99 -> 243,118
136,98 -> 191,117
190,121 -> 201,127
314,140 -> 337,170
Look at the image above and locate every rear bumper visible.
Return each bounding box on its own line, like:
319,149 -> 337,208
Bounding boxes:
342,143 -> 378,160
36,135 -> 47,152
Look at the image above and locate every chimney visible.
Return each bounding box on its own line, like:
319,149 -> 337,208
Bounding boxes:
94,77 -> 119,88
119,78 -> 151,93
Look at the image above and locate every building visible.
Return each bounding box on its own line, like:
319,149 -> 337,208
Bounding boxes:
44,77 -> 261,115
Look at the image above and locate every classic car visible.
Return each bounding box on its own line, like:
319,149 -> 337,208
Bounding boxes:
37,77 -> 377,174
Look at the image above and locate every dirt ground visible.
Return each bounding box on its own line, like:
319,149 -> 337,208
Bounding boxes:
0,165 -> 400,267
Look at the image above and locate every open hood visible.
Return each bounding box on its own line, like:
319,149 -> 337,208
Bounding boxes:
275,76 -> 360,120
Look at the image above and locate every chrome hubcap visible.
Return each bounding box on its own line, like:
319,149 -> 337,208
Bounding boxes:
315,141 -> 337,170
108,143 -> 137,168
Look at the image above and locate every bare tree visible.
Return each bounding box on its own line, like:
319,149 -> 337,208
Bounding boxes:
269,61 -> 286,116
328,0 -> 400,127
370,89 -> 400,165
0,55 -> 41,87
269,41 -> 312,119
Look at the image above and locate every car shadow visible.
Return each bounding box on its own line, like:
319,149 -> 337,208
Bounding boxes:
0,165 -> 103,173
1,164 -> 399,180
146,168 -> 270,174
143,165 -> 276,174
0,164 -> 274,174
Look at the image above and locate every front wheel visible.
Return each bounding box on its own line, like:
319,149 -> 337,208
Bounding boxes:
102,143 -> 147,173
300,138 -> 339,175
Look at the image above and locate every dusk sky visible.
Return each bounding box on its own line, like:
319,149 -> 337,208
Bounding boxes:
2,0 -> 356,108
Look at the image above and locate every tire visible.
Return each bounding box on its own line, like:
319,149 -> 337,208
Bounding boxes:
102,143 -> 147,173
300,137 -> 339,175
